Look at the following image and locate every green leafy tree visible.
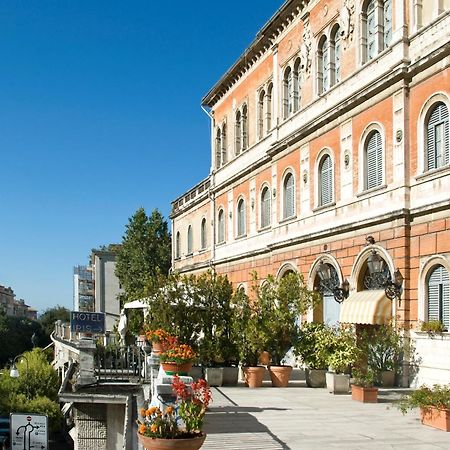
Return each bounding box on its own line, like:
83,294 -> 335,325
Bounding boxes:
39,305 -> 70,339
116,208 -> 171,301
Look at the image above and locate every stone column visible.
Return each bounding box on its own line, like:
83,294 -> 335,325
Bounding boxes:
76,339 -> 97,387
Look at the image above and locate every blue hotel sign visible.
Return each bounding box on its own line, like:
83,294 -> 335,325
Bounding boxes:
70,312 -> 105,334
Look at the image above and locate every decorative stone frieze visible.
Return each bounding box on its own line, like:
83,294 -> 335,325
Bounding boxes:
339,0 -> 355,49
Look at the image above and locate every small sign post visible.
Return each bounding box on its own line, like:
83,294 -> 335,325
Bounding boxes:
70,311 -> 105,334
10,413 -> 48,450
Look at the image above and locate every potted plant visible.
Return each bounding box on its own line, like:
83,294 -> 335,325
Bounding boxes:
137,375 -> 212,449
257,273 -> 320,387
326,325 -> 361,394
294,322 -> 333,388
351,369 -> 378,403
145,329 -> 177,356
160,343 -> 197,376
420,320 -> 447,334
397,384 -> 450,431
360,324 -> 403,387
232,286 -> 270,388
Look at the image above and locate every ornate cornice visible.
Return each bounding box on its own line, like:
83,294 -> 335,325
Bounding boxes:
202,0 -> 309,108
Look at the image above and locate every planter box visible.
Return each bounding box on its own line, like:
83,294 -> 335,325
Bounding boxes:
326,372 -> 350,394
204,367 -> 223,387
305,369 -> 326,388
420,407 -> 450,432
351,385 -> 378,403
222,366 -> 239,386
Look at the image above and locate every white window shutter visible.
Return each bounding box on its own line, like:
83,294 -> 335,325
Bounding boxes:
320,155 -> 333,206
366,131 -> 382,190
428,265 -> 450,329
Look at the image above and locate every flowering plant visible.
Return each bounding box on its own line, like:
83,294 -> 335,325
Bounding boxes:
137,376 -> 212,439
145,328 -> 177,345
160,343 -> 197,364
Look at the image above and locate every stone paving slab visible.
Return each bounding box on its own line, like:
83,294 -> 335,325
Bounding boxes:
203,381 -> 450,450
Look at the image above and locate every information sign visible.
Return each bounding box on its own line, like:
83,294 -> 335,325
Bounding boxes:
10,413 -> 48,450
70,311 -> 105,333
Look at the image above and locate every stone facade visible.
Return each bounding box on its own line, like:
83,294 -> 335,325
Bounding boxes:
171,1 -> 450,386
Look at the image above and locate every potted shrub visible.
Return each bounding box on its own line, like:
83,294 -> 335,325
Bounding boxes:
294,322 -> 333,388
351,369 -> 378,403
145,328 -> 177,356
420,320 -> 447,334
257,273 -> 319,387
160,343 -> 197,376
397,384 -> 450,431
360,324 -> 403,387
326,325 -> 361,394
232,286 -> 270,388
137,375 -> 212,449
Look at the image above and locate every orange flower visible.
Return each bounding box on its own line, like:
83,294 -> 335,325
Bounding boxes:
146,406 -> 158,416
166,406 -> 174,415
139,408 -> 146,417
150,424 -> 158,433
139,424 -> 147,435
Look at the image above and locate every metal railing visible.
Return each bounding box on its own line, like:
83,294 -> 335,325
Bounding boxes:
94,345 -> 147,383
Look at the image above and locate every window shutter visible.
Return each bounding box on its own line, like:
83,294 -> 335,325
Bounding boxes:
428,265 -> 450,329
283,75 -> 289,119
187,226 -> 193,254
266,86 -> 272,131
284,174 -> 295,218
221,127 -> 227,165
427,103 -> 449,170
176,233 -> 181,259
235,113 -> 241,155
366,131 -> 382,189
201,219 -> 206,249
261,188 -> 271,228
242,107 -> 248,151
237,201 -> 245,236
367,1 -> 376,60
218,211 -> 224,243
383,0 -> 392,49
320,155 -> 333,206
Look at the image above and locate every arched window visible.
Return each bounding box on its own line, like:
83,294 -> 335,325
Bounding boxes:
283,67 -> 293,119
319,154 -> 333,206
235,111 -> 242,155
365,130 -> 383,190
175,231 -> 181,259
258,90 -> 265,140
283,173 -> 295,219
427,265 -> 450,330
318,36 -> 328,94
242,104 -> 248,151
200,218 -> 207,250
293,58 -> 301,113
266,83 -> 273,132
330,25 -> 341,86
217,209 -> 225,243
221,124 -> 227,165
260,186 -> 271,228
237,199 -> 246,237
362,0 -> 392,64
187,225 -> 193,255
426,102 -> 449,171
215,128 -> 222,168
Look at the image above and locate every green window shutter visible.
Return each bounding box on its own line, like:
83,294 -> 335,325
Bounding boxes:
284,174 -> 295,218
428,265 -> 450,329
427,103 -> 449,170
320,155 -> 333,206
261,187 -> 271,228
366,131 -> 382,189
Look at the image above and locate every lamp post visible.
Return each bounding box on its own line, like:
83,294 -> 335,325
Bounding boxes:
10,354 -> 30,399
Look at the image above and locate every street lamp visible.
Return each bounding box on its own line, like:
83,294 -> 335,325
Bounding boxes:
9,354 -> 30,399
316,261 -> 350,303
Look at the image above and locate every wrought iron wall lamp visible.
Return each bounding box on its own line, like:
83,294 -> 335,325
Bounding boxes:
316,260 -> 350,304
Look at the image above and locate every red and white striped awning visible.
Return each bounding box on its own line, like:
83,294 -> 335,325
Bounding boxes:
339,290 -> 392,325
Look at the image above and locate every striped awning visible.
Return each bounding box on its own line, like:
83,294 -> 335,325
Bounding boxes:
339,290 -> 392,325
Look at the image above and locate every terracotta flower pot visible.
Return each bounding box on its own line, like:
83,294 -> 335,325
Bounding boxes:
420,407 -> 450,432
152,342 -> 167,356
268,365 -> 293,387
138,432 -> 206,450
161,362 -> 193,376
243,366 -> 265,388
351,385 -> 378,403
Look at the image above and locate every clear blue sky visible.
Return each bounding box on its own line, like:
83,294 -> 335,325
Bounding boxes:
0,1 -> 282,313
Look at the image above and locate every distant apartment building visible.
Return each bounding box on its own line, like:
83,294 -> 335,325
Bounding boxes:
0,284 -> 37,319
74,248 -> 122,331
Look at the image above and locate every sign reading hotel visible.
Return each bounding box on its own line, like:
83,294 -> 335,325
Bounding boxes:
70,311 -> 105,333
10,413 -> 48,450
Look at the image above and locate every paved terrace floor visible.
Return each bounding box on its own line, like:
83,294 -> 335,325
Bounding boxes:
202,379 -> 449,450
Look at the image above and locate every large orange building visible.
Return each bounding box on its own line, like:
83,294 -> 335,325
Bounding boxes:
171,0 -> 450,386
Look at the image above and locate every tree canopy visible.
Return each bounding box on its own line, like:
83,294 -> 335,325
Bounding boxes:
115,208 -> 171,301
39,305 -> 70,338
